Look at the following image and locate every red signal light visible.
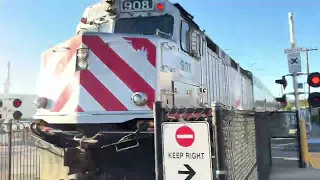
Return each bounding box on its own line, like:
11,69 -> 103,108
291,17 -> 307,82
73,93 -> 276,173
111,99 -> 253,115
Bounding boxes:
308,72 -> 320,88
13,99 -> 22,108
156,3 -> 164,11
312,76 -> 320,84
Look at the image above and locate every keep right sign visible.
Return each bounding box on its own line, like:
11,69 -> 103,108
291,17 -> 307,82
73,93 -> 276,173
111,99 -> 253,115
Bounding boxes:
162,121 -> 213,180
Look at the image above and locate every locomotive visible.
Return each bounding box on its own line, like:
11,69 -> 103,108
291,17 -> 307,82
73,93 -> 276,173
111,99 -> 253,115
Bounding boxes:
31,0 -> 279,179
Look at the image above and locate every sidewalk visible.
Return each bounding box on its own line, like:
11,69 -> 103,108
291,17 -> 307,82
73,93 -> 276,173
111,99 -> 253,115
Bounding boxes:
309,152 -> 320,168
270,167 -> 320,180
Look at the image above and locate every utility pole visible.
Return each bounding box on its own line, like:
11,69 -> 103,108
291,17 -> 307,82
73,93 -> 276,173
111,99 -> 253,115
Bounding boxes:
288,12 -> 308,168
288,12 -> 301,117
3,60 -> 11,96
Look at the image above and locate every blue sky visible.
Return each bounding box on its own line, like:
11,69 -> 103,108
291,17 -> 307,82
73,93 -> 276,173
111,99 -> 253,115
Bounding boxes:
0,0 -> 319,99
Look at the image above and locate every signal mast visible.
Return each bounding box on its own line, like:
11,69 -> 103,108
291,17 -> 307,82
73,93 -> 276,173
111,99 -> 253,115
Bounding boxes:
3,60 -> 11,96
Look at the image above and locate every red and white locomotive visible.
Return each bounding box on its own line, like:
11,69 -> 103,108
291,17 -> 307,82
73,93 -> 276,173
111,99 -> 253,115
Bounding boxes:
31,0 -> 279,178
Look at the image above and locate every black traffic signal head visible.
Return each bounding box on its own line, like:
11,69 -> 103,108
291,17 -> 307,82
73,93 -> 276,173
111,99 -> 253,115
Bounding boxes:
308,92 -> 320,108
0,100 -> 2,108
275,76 -> 287,90
307,72 -> 320,88
275,94 -> 287,107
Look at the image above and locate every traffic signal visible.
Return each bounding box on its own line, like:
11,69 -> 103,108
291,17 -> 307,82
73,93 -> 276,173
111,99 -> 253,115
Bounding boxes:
276,94 -> 287,108
12,98 -> 22,120
308,92 -> 320,108
307,72 -> 320,107
307,72 -> 320,87
0,100 -> 2,108
275,76 -> 288,90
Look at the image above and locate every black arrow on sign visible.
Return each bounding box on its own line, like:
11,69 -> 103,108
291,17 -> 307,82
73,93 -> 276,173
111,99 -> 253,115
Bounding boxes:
178,164 -> 196,180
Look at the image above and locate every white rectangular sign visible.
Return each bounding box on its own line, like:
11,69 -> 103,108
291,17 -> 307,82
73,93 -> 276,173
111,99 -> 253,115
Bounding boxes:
284,47 -> 303,54
287,53 -> 302,73
162,121 -> 213,180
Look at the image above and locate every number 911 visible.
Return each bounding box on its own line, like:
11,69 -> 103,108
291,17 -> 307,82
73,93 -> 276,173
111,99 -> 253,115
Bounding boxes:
123,0 -> 150,10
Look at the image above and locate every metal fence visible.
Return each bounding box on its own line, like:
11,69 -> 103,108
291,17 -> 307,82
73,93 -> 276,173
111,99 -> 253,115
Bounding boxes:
0,120 -> 40,180
154,101 -> 261,180
213,103 -> 258,180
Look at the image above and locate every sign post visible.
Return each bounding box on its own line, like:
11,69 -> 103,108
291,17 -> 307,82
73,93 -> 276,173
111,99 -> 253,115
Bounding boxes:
162,122 -> 213,180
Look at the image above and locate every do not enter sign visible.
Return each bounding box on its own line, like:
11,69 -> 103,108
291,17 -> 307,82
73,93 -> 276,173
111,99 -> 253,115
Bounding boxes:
175,126 -> 195,147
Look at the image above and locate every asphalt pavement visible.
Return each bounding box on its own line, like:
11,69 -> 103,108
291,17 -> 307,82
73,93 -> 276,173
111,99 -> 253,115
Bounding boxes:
270,137 -> 320,180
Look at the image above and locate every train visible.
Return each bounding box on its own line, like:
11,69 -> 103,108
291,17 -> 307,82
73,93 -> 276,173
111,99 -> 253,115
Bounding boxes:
30,0 -> 280,179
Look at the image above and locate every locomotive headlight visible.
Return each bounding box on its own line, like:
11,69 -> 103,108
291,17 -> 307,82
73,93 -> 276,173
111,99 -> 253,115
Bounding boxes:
76,48 -> 89,70
78,59 -> 88,69
132,92 -> 148,106
77,48 -> 89,60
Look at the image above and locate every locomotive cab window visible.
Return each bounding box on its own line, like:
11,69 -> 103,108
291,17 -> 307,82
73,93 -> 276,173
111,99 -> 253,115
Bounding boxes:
114,15 -> 174,39
180,20 -> 190,53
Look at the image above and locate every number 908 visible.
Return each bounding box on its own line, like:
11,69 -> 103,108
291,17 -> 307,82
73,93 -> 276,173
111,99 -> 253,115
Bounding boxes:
123,0 -> 150,11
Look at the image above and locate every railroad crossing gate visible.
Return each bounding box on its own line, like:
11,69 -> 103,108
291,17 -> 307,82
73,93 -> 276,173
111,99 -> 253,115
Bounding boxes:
162,121 -> 213,180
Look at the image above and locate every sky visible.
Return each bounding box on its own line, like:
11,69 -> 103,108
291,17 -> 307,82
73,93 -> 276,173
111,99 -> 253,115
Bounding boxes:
0,0 -> 319,99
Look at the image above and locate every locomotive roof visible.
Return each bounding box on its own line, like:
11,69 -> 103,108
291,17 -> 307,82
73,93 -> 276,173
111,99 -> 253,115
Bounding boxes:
174,3 -> 252,81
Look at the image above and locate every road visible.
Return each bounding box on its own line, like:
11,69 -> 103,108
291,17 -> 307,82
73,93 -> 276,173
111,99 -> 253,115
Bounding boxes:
270,137 -> 320,180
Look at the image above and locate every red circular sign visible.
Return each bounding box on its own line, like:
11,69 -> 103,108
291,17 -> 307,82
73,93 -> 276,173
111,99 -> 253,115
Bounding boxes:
175,126 -> 195,147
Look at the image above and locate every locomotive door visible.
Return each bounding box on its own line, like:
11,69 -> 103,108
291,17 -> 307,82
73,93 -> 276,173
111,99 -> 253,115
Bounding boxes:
200,35 -> 209,107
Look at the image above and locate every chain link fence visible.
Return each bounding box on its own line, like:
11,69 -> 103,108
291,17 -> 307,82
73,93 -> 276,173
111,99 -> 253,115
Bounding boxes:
153,102 -> 264,180
212,103 -> 258,180
0,120 -> 40,180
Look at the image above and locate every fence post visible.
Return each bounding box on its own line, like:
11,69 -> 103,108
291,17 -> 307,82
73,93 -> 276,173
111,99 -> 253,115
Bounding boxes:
8,119 -> 12,180
154,101 -> 164,180
212,102 -> 227,180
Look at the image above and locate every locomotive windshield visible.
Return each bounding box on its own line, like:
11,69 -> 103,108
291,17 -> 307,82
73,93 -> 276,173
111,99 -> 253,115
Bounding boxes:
114,15 -> 174,38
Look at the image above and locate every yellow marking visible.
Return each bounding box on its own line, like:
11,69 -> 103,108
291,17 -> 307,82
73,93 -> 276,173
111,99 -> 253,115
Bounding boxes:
289,129 -> 297,134
309,153 -> 320,169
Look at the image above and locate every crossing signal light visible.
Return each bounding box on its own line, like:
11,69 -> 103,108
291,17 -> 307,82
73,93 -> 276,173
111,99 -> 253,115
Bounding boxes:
275,76 -> 287,90
13,98 -> 22,108
276,94 -> 287,107
307,72 -> 320,87
308,92 -> 320,108
12,98 -> 22,120
13,111 -> 22,120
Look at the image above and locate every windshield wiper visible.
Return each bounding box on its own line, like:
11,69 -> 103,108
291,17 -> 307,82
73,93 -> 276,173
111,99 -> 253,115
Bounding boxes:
131,15 -> 142,29
156,29 -> 171,39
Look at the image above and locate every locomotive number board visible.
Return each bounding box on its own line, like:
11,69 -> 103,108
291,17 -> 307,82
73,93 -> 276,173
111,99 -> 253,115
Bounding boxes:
120,0 -> 155,12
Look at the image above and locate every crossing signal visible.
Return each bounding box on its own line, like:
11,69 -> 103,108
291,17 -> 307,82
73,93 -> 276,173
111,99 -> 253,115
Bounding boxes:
308,92 -> 320,108
307,72 -> 320,87
13,98 -> 22,108
307,72 -> 320,107
12,98 -> 22,120
275,76 -> 287,90
276,94 -> 287,108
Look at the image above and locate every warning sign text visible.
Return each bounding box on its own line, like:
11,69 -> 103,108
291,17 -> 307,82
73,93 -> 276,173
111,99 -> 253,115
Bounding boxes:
167,152 -> 205,160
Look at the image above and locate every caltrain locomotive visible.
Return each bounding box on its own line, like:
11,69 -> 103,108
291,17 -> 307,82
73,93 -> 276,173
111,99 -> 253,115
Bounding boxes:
31,0 -> 280,179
